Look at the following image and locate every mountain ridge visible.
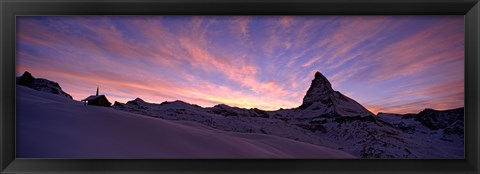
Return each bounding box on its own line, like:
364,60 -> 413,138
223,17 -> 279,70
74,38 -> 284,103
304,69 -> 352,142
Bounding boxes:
16,71 -> 465,158
15,70 -> 462,119
16,71 -> 73,99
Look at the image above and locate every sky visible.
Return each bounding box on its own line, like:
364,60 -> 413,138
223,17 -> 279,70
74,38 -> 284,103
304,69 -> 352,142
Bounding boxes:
16,16 -> 464,114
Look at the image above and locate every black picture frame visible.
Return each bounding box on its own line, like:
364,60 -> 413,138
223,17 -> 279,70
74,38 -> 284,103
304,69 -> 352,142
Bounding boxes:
1,0 -> 479,173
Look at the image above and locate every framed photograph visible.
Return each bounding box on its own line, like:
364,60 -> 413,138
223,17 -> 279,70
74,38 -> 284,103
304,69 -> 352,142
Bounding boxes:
1,0 -> 479,173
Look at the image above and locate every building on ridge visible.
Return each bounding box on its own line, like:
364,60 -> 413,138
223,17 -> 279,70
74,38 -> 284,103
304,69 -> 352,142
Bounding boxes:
81,86 -> 111,107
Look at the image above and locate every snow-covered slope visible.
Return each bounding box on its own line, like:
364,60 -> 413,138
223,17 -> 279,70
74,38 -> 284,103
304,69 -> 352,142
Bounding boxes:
279,108 -> 464,158
113,99 -> 339,149
16,85 -> 353,158
16,71 -> 72,99
376,108 -> 464,156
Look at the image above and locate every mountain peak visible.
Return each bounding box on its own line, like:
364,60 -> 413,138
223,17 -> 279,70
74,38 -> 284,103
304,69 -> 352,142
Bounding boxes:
134,97 -> 144,102
312,71 -> 333,89
298,71 -> 373,117
301,71 -> 335,108
314,71 -> 324,78
22,71 -> 33,78
16,71 -> 73,99
17,71 -> 35,87
126,97 -> 146,105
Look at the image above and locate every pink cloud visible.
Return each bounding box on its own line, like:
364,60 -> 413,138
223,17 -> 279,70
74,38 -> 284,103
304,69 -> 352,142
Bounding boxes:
16,16 -> 464,113
364,18 -> 464,82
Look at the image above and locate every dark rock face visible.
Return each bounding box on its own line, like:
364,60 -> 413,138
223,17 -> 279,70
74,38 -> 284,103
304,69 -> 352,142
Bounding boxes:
301,72 -> 335,108
443,120 -> 464,136
249,108 -> 270,118
415,108 -> 464,130
126,98 -> 146,106
16,71 -> 73,99
208,104 -> 270,118
113,101 -> 125,107
17,71 -> 36,87
210,104 -> 239,117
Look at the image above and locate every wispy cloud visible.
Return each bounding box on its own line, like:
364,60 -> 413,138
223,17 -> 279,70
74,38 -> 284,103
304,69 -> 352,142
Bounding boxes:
16,16 -> 464,113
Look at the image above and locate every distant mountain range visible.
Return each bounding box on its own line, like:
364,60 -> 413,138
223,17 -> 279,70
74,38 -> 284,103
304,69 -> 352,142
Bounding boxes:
16,71 -> 464,158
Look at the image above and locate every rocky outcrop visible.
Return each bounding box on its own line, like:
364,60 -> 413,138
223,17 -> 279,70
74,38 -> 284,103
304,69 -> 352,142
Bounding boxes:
16,71 -> 73,99
415,108 -> 464,130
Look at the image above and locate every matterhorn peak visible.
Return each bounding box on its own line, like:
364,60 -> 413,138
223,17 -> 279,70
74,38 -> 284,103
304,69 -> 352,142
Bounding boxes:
313,71 -> 334,90
298,71 -> 373,117
300,71 -> 336,109
312,71 -> 331,85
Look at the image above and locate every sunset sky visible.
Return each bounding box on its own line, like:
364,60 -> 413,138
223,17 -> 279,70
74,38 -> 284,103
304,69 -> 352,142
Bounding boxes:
16,16 -> 464,114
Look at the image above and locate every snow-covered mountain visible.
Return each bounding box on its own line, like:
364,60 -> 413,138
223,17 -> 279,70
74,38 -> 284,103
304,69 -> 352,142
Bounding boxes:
415,108 -> 464,133
276,107 -> 463,158
273,73 -> 463,158
16,71 -> 73,99
299,72 -> 373,117
16,71 -> 464,158
112,71 -> 464,158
